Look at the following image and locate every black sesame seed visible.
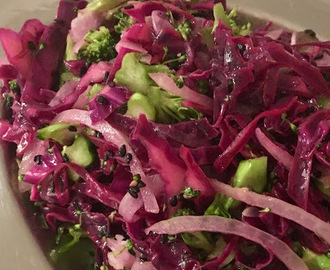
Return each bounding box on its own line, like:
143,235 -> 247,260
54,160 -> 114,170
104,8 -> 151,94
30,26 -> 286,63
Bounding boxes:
34,155 -> 42,165
237,43 -> 246,52
103,71 -> 109,82
314,53 -> 324,60
124,4 -> 134,9
104,150 -> 114,161
119,145 -> 126,157
62,153 -> 69,163
96,131 -> 104,138
97,95 -> 109,105
125,153 -> 133,163
170,196 -> 178,207
98,225 -> 109,237
128,188 -> 138,198
68,125 -> 77,132
160,234 -> 168,243
72,201 -> 81,211
79,66 -> 87,77
228,79 -> 234,92
108,81 -> 116,87
27,41 -> 37,51
137,181 -> 146,188
304,29 -> 316,38
130,186 -> 140,193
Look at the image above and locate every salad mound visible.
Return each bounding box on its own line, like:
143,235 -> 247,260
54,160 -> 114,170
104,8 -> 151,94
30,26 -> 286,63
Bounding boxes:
0,0 -> 330,269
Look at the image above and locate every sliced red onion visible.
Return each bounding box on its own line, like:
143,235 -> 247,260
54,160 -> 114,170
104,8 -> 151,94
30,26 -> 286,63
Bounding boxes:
210,179 -> 330,244
107,234 -> 136,270
148,72 -> 213,113
146,216 -> 308,270
49,79 -> 78,107
255,128 -> 293,170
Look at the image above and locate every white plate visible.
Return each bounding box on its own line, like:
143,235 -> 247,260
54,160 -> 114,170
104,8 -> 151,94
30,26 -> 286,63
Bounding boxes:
0,0 -> 329,269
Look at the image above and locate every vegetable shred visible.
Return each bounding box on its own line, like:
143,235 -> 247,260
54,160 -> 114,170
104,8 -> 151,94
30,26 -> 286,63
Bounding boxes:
0,0 -> 330,269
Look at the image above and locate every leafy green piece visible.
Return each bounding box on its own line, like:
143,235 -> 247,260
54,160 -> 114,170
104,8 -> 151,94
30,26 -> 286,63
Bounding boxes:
115,53 -> 202,123
212,3 -> 251,36
50,226 -> 95,270
204,193 -> 234,218
181,231 -> 214,253
303,248 -> 330,270
114,8 -> 133,34
77,26 -> 117,66
231,156 -> 268,193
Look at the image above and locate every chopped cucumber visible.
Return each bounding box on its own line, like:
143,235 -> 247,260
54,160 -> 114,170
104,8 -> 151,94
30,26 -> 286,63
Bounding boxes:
37,123 -> 79,145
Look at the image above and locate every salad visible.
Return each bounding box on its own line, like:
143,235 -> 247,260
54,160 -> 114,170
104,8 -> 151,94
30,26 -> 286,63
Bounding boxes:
0,0 -> 330,269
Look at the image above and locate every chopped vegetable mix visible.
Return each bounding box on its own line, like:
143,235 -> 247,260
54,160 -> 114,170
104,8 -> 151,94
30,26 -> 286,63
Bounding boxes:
0,0 -> 330,269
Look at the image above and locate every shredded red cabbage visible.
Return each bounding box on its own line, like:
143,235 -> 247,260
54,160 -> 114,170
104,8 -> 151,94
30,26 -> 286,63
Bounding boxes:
0,0 -> 329,269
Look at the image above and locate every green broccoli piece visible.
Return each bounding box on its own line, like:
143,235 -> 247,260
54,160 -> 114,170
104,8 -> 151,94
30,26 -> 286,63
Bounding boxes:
302,248 -> 330,270
115,53 -> 202,124
86,0 -> 127,13
114,8 -> 133,34
205,157 -> 267,218
204,193 -> 234,218
50,226 -> 95,270
176,20 -> 192,41
77,26 -> 117,66
126,92 -> 156,121
213,3 -> 251,36
8,80 -> 20,94
182,187 -> 201,199
231,156 -> 267,193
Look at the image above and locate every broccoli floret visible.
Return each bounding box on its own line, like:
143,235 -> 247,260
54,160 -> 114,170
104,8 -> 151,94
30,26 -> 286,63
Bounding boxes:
302,248 -> 330,270
231,156 -> 267,193
115,53 -> 202,124
182,187 -> 201,199
213,3 -> 251,36
114,8 -> 133,34
50,226 -> 95,269
176,20 -> 192,41
8,80 -> 20,94
172,208 -> 195,217
77,26 -> 117,66
205,193 -> 234,218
